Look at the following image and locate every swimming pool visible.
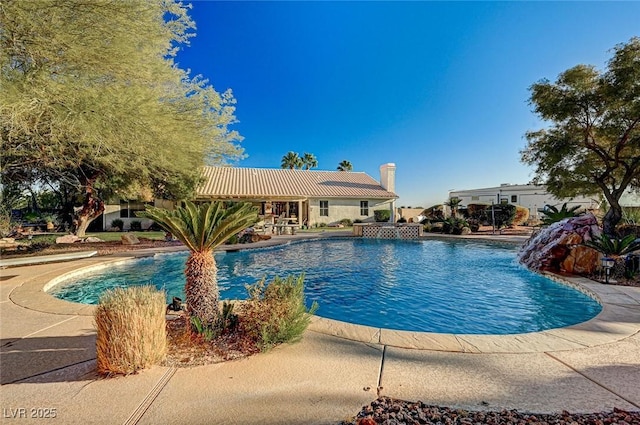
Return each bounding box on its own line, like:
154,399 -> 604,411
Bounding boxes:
50,238 -> 601,334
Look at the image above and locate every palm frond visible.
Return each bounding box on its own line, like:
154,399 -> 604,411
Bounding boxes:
137,201 -> 258,252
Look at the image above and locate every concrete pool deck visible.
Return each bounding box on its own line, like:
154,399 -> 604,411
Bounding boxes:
1,232 -> 639,424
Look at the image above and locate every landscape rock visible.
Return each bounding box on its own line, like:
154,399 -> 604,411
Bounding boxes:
121,234 -> 140,245
518,214 -> 601,274
83,237 -> 104,243
0,238 -> 16,244
56,234 -> 81,244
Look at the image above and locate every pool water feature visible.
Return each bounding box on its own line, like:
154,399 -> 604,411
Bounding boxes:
50,238 -> 602,335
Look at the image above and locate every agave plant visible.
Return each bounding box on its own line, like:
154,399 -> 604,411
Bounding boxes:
540,203 -> 583,225
583,233 -> 640,257
137,201 -> 258,329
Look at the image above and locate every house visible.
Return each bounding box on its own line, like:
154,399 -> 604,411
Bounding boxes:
101,164 -> 398,230
448,184 -> 602,220
195,163 -> 398,227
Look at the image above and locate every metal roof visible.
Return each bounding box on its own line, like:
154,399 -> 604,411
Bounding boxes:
197,166 -> 398,200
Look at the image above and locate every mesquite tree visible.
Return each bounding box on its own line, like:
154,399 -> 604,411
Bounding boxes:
1,1 -> 243,236
521,37 -> 640,236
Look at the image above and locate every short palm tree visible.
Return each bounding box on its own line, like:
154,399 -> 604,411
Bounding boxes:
302,152 -> 318,170
444,198 -> 462,219
337,160 -> 352,171
138,201 -> 258,327
281,152 -> 303,169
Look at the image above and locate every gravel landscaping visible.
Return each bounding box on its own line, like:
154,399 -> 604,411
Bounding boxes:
343,397 -> 640,425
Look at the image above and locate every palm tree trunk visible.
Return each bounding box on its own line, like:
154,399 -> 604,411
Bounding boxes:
184,250 -> 219,327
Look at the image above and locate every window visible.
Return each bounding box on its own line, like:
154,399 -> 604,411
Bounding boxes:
119,200 -> 149,218
471,196 -> 479,201
319,200 -> 329,217
360,201 -> 369,216
511,195 -> 518,203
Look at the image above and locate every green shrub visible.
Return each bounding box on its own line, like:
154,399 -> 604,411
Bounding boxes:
374,209 -> 391,222
339,218 -> 353,226
241,274 -> 318,351
129,220 -> 142,231
442,218 -> 469,234
95,286 -> 167,376
110,219 -> 124,231
318,222 -> 327,228
353,219 -> 363,224
22,212 -> 40,223
225,234 -> 239,244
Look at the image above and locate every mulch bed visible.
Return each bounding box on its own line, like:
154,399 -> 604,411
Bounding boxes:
0,238 -> 183,258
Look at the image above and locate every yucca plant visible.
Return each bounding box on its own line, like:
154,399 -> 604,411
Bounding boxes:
137,201 -> 258,329
540,203 -> 583,225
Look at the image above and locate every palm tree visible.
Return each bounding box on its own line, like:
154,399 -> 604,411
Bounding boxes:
337,160 -> 352,171
281,152 -> 303,169
444,197 -> 462,219
302,153 -> 318,170
138,201 -> 258,327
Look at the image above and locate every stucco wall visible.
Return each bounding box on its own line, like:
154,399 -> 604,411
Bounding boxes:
307,198 -> 393,226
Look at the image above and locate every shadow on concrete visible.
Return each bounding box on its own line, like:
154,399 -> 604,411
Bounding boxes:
0,334 -> 96,384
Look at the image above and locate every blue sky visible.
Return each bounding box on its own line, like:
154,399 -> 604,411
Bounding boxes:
175,1 -> 640,208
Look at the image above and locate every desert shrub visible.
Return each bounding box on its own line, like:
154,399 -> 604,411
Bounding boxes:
353,219 -> 363,224
442,218 -> 469,235
318,222 -> 327,228
0,206 -> 13,237
129,220 -> 142,231
95,286 -> 167,376
622,207 -> 640,225
339,218 -> 353,226
225,234 -> 239,245
396,217 -> 407,223
468,219 -> 481,232
374,209 -> 391,222
240,274 -> 318,351
513,205 -> 530,226
110,219 -> 124,231
472,204 -> 517,229
466,203 -> 491,224
422,221 -> 432,232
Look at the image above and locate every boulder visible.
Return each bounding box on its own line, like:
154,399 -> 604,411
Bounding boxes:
56,234 -> 81,244
121,234 -> 140,245
84,237 -> 104,243
518,213 -> 601,274
561,245 -> 600,274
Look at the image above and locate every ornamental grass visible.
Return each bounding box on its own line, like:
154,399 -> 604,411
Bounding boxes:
95,286 -> 167,376
240,274 -> 318,351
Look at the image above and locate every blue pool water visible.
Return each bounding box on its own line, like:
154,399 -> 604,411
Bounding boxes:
50,238 -> 601,334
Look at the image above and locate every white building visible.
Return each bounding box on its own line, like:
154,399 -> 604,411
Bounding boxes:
448,184 -> 602,220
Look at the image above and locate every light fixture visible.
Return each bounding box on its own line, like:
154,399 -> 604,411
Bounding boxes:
601,257 -> 615,284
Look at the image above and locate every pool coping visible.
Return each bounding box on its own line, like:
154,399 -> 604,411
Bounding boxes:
8,237 -> 640,354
